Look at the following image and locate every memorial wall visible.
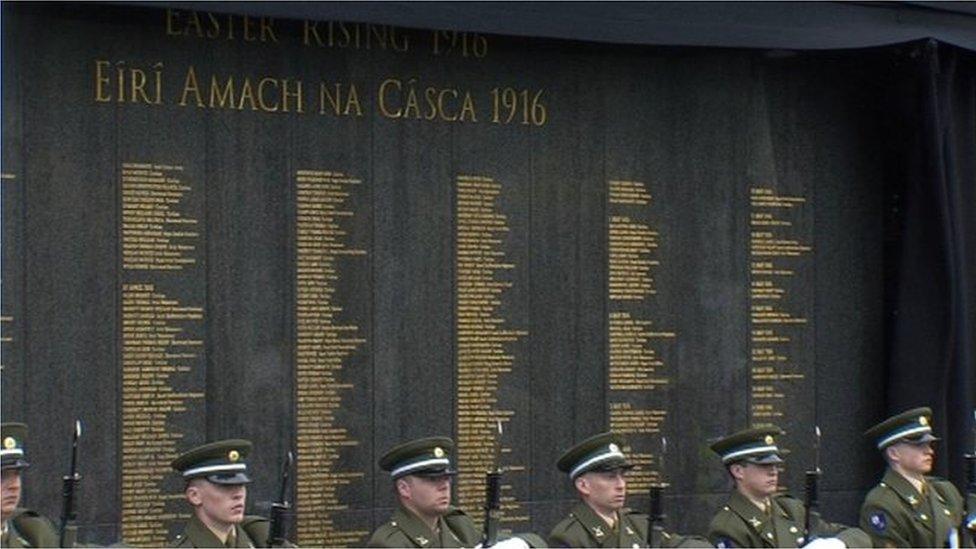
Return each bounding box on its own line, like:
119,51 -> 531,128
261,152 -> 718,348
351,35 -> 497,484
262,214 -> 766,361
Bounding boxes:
1,3 -> 888,545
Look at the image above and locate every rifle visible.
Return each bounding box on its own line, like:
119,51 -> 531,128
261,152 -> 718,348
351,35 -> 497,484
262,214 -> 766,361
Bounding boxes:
647,436 -> 667,549
59,420 -> 82,548
962,410 -> 975,548
482,421 -> 503,548
803,426 -> 822,543
266,451 -> 294,548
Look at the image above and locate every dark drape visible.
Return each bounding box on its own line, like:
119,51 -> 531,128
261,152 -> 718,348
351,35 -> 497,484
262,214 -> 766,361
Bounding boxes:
884,40 -> 976,485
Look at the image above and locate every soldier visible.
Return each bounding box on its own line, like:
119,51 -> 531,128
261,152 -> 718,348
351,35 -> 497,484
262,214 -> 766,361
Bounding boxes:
548,432 -> 710,548
171,439 -> 293,548
707,426 -> 868,549
859,406 -> 969,547
368,437 -> 480,548
0,422 -> 58,548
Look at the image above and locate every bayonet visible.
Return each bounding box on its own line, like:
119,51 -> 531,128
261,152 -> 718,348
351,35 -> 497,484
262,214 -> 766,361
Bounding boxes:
59,420 -> 82,548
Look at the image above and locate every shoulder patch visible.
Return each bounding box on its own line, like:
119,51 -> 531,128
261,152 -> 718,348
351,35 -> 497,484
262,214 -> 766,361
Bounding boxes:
869,511 -> 887,532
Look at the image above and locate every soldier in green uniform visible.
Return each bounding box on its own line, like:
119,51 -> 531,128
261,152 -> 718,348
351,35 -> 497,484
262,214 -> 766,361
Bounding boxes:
859,407 -> 969,548
548,432 -> 710,548
171,439 -> 294,548
367,437 -> 481,548
707,426 -> 868,549
1,422 -> 59,548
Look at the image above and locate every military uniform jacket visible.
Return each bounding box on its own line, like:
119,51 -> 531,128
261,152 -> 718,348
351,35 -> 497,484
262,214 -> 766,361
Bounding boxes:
859,468 -> 966,548
548,502 -> 711,548
0,508 -> 58,548
367,505 -> 481,548
708,491 -> 869,548
171,514 -> 267,548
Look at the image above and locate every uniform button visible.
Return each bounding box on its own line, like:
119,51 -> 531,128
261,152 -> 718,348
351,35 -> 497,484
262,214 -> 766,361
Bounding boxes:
920,514 -> 928,521
632,544 -> 640,549
796,538 -> 804,545
789,527 -> 798,533
944,509 -> 951,516
767,533 -> 774,539
391,521 -> 397,526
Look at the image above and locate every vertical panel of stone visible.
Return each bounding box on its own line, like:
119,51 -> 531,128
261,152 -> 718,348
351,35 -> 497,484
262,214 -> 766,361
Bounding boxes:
17,4 -> 122,544
451,33 -> 534,531
370,26 -> 456,531
200,27 -> 295,537
656,53 -> 755,533
1,3 -> 26,421
525,43 -> 606,536
744,61 -> 817,497
290,37 -> 374,546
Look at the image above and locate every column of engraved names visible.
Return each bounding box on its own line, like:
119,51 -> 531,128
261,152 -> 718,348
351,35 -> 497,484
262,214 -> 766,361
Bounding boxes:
295,170 -> 369,546
455,174 -> 528,526
120,162 -> 204,545
607,180 -> 671,490
748,187 -> 811,425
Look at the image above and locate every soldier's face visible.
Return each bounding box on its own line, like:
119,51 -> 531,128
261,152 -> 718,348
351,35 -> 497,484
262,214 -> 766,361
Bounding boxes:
890,441 -> 934,475
577,469 -> 627,513
1,469 -> 22,520
186,480 -> 247,526
400,474 -> 452,517
732,462 -> 779,499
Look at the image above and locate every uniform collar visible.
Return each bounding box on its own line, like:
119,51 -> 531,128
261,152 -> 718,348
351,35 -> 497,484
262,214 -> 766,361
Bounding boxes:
394,504 -> 441,547
882,468 -> 925,508
572,501 -> 621,541
185,514 -> 243,548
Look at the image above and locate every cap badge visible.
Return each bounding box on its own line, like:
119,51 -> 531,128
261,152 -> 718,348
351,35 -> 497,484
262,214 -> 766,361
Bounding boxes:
433,447 -> 445,458
608,443 -> 619,453
3,437 -> 16,450
748,517 -> 762,528
228,450 -> 240,462
593,526 -> 604,538
918,416 -> 928,426
416,536 -> 429,546
764,435 -> 774,445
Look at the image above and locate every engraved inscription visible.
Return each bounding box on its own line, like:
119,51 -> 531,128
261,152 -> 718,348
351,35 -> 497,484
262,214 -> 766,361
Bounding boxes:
294,170 -> 369,546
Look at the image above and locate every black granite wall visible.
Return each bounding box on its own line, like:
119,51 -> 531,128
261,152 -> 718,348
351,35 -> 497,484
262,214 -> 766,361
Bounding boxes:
1,3 -> 890,546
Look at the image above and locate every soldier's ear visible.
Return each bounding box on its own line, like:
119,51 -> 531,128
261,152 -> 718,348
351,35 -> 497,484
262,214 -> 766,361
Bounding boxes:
185,482 -> 204,506
884,445 -> 899,465
574,476 -> 590,496
395,477 -> 411,499
728,463 -> 745,481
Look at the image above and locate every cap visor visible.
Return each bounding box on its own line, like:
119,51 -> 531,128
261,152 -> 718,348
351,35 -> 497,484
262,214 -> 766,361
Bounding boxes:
580,458 -> 633,476
1,459 -> 30,471
410,467 -> 457,478
904,433 -> 939,445
207,472 -> 252,485
744,453 -> 784,465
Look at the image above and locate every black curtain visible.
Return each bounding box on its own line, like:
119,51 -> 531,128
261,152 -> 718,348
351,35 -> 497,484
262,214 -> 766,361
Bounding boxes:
884,39 -> 976,485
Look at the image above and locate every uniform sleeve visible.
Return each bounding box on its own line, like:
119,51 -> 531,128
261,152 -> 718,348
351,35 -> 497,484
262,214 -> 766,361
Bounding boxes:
366,527 -> 400,549
547,521 -> 580,549
806,511 -> 870,547
859,505 -> 910,548
12,511 -> 59,548
706,513 -> 743,549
